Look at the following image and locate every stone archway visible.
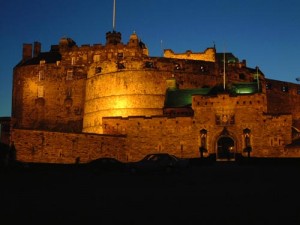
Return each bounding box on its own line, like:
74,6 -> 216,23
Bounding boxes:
217,136 -> 235,161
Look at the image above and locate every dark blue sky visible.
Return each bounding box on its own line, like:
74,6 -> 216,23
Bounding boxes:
1,0 -> 300,116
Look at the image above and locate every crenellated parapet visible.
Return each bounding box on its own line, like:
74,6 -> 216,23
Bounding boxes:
11,29 -> 300,163
164,48 -> 216,62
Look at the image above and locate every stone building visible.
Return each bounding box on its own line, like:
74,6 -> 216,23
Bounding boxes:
10,30 -> 300,163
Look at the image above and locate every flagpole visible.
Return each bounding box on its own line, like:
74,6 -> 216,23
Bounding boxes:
113,0 -> 116,31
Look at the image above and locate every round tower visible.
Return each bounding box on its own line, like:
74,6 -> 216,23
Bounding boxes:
82,33 -> 170,134
83,68 -> 169,134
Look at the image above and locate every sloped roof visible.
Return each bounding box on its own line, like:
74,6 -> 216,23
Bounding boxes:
164,82 -> 260,108
17,51 -> 62,67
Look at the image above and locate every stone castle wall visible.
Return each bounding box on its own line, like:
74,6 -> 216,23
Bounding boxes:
193,93 -> 294,157
11,129 -> 127,163
10,33 -> 300,163
11,110 -> 299,164
12,64 -> 86,132
103,116 -> 202,161
102,93 -> 299,162
83,57 -> 219,134
266,79 -> 300,121
84,69 -> 168,133
164,48 -> 216,62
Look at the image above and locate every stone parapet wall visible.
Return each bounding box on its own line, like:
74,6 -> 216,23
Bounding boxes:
83,108 -> 163,134
102,96 -> 299,161
11,129 -> 127,163
164,48 -> 216,62
193,93 -> 267,118
103,116 -> 201,161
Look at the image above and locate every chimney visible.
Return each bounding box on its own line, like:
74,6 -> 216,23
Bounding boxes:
33,41 -> 41,57
22,43 -> 32,61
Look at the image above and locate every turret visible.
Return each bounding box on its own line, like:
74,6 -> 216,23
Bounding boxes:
59,37 -> 77,50
106,31 -> 122,45
128,32 -> 139,47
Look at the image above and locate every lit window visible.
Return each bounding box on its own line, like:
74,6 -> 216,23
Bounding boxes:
200,66 -> 206,72
145,61 -> 154,68
38,70 -> 45,81
266,83 -> 272,90
174,63 -> 181,70
37,86 -> 44,98
71,57 -> 76,65
93,55 -> 100,62
66,70 -> 73,80
282,86 -> 288,92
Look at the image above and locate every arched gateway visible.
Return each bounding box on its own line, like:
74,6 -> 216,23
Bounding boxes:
216,136 -> 236,161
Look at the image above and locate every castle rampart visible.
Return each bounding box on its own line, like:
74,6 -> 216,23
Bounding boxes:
12,62 -> 86,132
164,48 -> 216,62
9,31 -> 300,163
102,108 -> 296,162
11,129 -> 127,163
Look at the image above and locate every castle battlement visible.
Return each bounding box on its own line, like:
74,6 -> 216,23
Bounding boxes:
10,30 -> 300,163
164,48 -> 216,62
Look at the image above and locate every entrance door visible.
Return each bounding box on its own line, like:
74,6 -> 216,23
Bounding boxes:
217,136 -> 235,161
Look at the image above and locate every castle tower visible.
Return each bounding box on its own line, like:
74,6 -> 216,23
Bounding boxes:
83,31 -> 167,134
105,0 -> 122,45
106,31 -> 122,45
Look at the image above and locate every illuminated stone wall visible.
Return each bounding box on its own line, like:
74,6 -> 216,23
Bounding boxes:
83,55 -> 220,134
11,129 -> 127,163
84,69 -> 167,133
12,64 -> 86,132
164,48 -> 216,62
10,32 -> 300,162
193,93 -> 293,157
103,116 -> 202,161
103,93 -> 298,161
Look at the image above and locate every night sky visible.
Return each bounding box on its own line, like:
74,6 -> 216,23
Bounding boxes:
1,0 -> 300,117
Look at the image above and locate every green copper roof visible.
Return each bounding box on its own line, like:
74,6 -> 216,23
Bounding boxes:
164,82 -> 260,108
164,88 -> 210,108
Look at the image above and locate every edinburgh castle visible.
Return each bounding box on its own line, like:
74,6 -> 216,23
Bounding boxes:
7,27 -> 300,163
